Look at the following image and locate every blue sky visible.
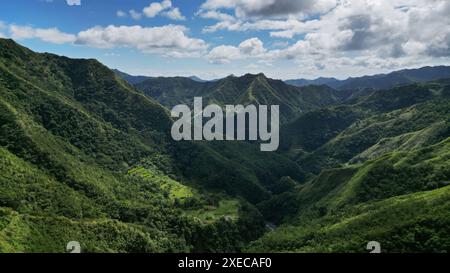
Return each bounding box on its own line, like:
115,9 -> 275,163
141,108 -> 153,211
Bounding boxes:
0,0 -> 449,80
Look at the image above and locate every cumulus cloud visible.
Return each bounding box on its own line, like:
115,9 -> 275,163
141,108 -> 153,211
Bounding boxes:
76,25 -> 207,57
239,37 -> 266,55
129,9 -> 143,20
9,25 -> 76,44
2,23 -> 207,58
201,0 -> 450,79
164,8 -> 186,21
203,0 -> 450,63
66,0 -> 81,6
142,0 -> 186,21
143,0 -> 172,18
207,37 -> 266,63
207,45 -> 241,64
116,9 -> 144,20
116,10 -> 127,18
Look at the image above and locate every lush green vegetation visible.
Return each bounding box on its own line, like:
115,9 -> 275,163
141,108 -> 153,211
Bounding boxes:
247,184 -> 450,253
246,137 -> 450,252
1,38 -> 449,253
0,39 -> 268,253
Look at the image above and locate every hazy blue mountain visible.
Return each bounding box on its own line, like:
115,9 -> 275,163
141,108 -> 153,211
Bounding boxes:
285,77 -> 340,88
113,69 -> 152,85
189,76 -> 208,82
286,66 -> 450,91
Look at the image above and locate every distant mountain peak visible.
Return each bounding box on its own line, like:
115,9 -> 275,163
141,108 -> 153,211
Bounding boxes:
113,69 -> 152,85
189,76 -> 207,82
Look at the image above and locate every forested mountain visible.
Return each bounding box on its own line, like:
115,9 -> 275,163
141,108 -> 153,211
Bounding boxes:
286,66 -> 450,91
135,73 -> 346,123
1,38 -> 449,253
285,77 -> 341,88
189,76 -> 208,83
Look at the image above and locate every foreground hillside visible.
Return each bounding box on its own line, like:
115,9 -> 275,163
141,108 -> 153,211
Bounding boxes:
248,138 -> 450,252
1,38 -> 300,252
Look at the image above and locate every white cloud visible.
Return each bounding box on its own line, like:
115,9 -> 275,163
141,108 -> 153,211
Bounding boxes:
76,25 -> 208,57
117,9 -> 144,20
66,0 -> 81,6
164,8 -> 186,21
201,0 -> 450,79
9,25 -> 76,44
198,10 -> 235,21
3,23 -> 207,58
207,45 -> 241,64
129,9 -> 143,20
116,10 -> 127,18
239,37 -> 266,55
142,0 -> 186,21
207,37 -> 266,63
203,0 -> 450,63
143,0 -> 172,18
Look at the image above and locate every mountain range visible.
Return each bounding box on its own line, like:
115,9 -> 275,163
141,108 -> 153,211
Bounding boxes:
113,69 -> 209,85
134,73 -> 348,123
1,38 -> 449,253
286,66 -> 450,91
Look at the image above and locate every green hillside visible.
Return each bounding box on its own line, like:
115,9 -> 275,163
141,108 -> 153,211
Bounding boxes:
247,81 -> 450,253
283,81 -> 450,174
248,138 -> 450,252
0,38 -> 280,252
